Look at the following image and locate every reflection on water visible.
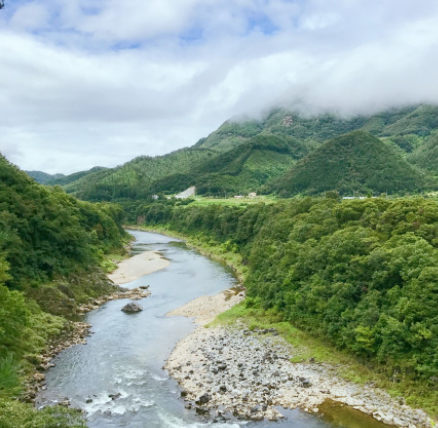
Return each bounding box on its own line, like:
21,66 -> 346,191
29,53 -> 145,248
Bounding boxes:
37,231 -> 390,428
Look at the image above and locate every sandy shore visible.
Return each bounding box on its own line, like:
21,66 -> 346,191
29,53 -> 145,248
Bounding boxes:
166,287 -> 245,325
166,292 -> 433,427
108,251 -> 170,284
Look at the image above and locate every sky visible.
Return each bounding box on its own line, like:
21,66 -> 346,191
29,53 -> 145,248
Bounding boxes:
1,0 -> 438,174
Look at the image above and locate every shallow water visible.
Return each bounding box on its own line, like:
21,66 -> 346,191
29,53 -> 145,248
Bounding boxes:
38,231 -> 387,428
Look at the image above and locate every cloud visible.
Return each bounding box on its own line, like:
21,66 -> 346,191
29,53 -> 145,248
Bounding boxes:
0,0 -> 438,173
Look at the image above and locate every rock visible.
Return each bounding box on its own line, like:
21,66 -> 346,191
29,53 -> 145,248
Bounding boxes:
109,393 -> 122,400
299,377 -> 312,388
195,406 -> 209,416
139,285 -> 149,290
197,394 -> 211,404
181,390 -> 188,397
33,373 -> 45,382
86,399 -> 93,404
121,302 -> 143,313
58,400 -> 70,407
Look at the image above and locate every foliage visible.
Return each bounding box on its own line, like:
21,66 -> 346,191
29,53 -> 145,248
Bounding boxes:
0,153 -> 126,426
272,131 -> 431,196
408,132 -> 438,174
134,196 -> 438,384
152,134 -> 305,196
62,147 -> 217,201
0,399 -> 86,428
0,154 -> 127,288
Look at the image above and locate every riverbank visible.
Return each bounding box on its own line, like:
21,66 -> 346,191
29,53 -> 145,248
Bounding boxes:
27,242 -> 163,405
166,296 -> 433,427
25,287 -> 151,404
132,226 -> 437,423
125,225 -> 246,281
108,250 -> 170,284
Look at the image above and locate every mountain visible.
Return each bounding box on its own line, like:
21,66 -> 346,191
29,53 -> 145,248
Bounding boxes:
51,104 -> 438,201
46,166 -> 108,186
63,147 -> 217,201
272,131 -> 430,196
152,135 -> 307,195
408,133 -> 438,175
25,170 -> 65,184
196,104 -> 438,153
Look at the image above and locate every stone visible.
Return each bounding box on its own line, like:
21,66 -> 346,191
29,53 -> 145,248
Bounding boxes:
109,393 -> 122,400
121,302 -> 143,313
197,394 -> 211,404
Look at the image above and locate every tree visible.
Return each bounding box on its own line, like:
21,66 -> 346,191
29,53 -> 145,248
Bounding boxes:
0,1 -> 4,10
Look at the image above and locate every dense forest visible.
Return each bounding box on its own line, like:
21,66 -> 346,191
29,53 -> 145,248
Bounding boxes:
151,135 -> 306,196
129,196 -> 438,412
0,154 -> 127,427
272,131 -> 429,196
34,104 -> 438,201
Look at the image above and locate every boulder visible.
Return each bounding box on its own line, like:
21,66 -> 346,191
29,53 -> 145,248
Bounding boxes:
121,302 -> 143,313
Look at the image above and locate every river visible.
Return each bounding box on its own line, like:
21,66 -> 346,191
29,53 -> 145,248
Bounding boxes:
37,230 -> 387,428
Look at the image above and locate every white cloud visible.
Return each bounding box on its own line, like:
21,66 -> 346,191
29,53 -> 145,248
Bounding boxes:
0,0 -> 438,173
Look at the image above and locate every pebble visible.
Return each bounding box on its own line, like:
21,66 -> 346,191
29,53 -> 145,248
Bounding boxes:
166,326 -> 433,427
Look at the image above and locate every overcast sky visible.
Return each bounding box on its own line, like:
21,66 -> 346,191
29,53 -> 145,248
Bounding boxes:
1,0 -> 438,174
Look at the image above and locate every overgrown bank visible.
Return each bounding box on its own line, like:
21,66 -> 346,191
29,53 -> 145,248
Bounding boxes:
0,154 -> 128,427
127,196 -> 438,417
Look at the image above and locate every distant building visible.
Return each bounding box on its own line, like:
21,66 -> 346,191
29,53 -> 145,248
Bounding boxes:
152,194 -> 159,200
248,192 -> 257,197
234,195 -> 244,199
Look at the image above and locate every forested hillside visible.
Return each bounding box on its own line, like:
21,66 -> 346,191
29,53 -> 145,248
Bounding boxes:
46,166 -> 108,187
25,170 -> 64,184
130,196 -> 438,415
273,131 -> 429,196
0,153 -> 127,427
47,104 -> 438,201
152,135 -> 307,195
408,133 -> 438,175
196,104 -> 438,152
63,147 -> 217,201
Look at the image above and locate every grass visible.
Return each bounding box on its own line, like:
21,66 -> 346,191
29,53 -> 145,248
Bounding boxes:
100,252 -> 129,273
0,356 -> 22,400
188,195 -> 278,207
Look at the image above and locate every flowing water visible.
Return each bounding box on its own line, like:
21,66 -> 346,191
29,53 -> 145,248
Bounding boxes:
37,230 -> 386,428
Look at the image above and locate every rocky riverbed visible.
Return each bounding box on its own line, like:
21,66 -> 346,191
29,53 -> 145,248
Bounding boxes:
166,311 -> 433,427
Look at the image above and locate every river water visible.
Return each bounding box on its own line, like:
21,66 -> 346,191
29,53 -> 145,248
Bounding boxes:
37,231 -> 385,428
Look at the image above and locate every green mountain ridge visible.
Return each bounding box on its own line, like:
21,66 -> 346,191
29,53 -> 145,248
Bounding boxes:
25,170 -> 65,184
63,147 -> 218,201
273,131 -> 430,196
30,104 -> 438,200
152,135 -> 307,195
46,166 -> 108,186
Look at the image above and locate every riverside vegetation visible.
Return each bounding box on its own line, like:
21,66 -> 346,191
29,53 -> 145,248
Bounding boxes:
128,196 -> 438,418
0,154 -> 128,427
